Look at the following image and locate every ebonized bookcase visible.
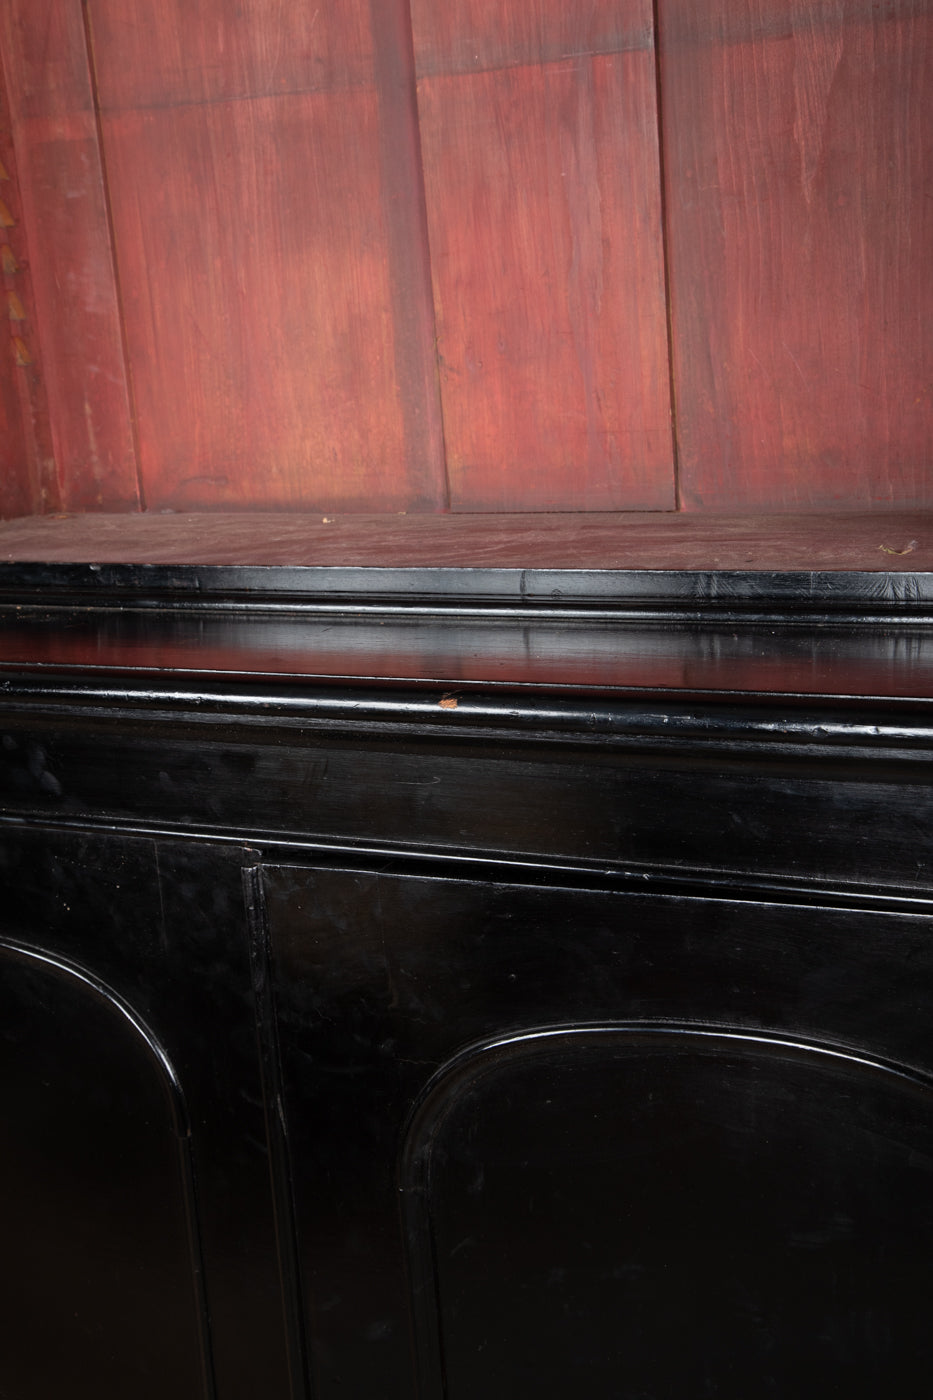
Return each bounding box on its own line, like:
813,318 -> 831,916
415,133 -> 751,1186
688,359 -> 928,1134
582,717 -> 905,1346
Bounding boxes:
0,0 -> 930,1394
0,511 -> 931,1398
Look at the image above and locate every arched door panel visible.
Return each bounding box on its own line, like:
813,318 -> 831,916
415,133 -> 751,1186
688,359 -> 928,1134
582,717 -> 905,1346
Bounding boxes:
404,1027 -> 933,1399
264,864 -> 933,1397
0,944 -> 209,1399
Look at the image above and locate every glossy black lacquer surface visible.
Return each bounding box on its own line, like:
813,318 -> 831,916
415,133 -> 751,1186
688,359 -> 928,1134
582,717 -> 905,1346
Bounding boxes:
0,562 -> 932,1398
0,940 -> 205,1399
0,829 -> 293,1399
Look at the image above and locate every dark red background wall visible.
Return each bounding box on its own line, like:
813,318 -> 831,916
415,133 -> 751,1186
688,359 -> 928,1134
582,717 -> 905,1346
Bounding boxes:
0,0 -> 930,518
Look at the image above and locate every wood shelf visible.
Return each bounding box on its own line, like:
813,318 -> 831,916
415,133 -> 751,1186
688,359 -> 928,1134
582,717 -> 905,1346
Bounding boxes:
0,510 -> 931,572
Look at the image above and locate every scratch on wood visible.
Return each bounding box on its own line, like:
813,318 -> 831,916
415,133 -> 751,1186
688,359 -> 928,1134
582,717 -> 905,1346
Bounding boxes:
879,540 -> 918,556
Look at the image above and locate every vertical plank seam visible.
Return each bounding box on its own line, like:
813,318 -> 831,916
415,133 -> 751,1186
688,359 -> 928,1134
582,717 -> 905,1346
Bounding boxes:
152,838 -> 220,1400
80,0 -> 147,512
371,0 -> 451,511
651,0 -> 682,511
405,2 -> 453,513
242,863 -> 315,1400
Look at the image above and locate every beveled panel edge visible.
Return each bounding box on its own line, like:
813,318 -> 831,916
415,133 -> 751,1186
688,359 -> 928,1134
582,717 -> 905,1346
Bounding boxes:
0,937 -> 189,1135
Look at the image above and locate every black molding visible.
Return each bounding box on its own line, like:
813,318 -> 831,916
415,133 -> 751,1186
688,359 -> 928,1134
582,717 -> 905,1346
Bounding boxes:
1,560 -> 933,619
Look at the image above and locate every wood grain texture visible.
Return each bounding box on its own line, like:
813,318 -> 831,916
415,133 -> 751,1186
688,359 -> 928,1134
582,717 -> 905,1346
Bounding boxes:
410,0 -> 652,76
0,69 -> 52,517
2,511 -> 930,572
90,1 -> 446,512
366,0 -> 448,511
86,0 -> 374,110
0,339 -> 32,519
416,46 -> 675,511
99,92 -> 438,512
662,0 -> 933,511
0,0 -> 139,513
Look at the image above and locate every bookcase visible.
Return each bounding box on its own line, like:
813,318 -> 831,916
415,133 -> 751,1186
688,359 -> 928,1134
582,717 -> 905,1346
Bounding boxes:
0,5 -> 931,1398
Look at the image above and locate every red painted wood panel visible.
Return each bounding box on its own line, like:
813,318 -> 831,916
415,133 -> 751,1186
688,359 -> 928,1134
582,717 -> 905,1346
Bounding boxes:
662,0 -> 933,511
0,0 -> 139,513
0,313 -> 32,519
412,2 -> 675,511
88,0 -> 446,513
0,69 -> 48,518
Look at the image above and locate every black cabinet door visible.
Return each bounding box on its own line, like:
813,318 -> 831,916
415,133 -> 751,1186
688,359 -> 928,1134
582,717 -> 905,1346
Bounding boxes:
263,863 -> 933,1400
0,830 -> 291,1400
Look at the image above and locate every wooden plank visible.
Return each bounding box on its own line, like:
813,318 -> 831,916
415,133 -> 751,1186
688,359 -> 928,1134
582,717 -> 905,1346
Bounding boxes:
99,91 -> 440,512
0,69 -> 49,517
91,1 -> 446,512
662,0 -> 933,511
0,0 -> 140,513
0,350 -> 32,520
366,0 -> 448,511
416,56 -> 674,511
412,3 -> 674,511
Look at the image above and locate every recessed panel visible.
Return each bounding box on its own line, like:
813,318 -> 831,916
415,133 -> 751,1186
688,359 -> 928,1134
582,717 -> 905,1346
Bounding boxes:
404,1028 -> 933,1399
0,945 -> 207,1399
265,865 -> 933,1397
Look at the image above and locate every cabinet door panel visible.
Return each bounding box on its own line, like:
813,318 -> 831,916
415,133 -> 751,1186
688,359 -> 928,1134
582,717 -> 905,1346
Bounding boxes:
264,864 -> 933,1397
0,943 -> 206,1399
0,830 -> 291,1400
405,1029 -> 933,1400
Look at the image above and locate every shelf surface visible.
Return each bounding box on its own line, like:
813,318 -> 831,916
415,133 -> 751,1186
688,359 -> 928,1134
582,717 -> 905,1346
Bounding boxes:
0,510 -> 931,571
